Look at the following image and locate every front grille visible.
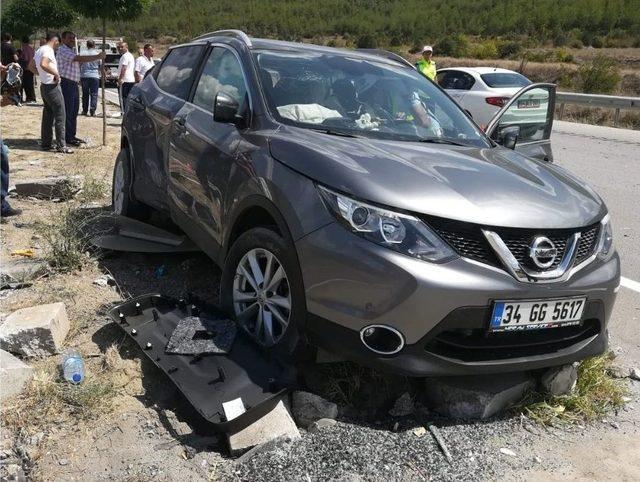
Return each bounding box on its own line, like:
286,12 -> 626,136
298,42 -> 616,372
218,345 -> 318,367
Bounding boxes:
425,216 -> 601,272
426,217 -> 500,267
576,224 -> 600,263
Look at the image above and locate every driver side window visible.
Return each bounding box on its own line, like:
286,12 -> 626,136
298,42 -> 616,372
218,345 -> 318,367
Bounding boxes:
193,48 -> 248,113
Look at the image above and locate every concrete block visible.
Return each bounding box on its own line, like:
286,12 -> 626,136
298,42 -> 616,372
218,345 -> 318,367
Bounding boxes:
14,176 -> 81,200
227,400 -> 300,456
291,391 -> 338,428
540,364 -> 578,396
0,349 -> 34,401
0,303 -> 69,357
423,372 -> 535,419
0,259 -> 49,289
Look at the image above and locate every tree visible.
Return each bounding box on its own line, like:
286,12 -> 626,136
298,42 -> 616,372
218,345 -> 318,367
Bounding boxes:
67,0 -> 154,146
1,0 -> 76,38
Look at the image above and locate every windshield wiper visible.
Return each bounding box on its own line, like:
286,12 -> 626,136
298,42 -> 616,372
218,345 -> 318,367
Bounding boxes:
417,137 -> 467,147
310,128 -> 362,138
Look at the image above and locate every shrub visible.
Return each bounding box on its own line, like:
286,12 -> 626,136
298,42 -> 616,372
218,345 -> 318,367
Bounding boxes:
553,32 -> 568,47
497,40 -> 522,59
469,40 -> 499,59
524,49 -> 552,63
554,48 -> 574,63
578,54 -> 620,94
569,38 -> 584,48
434,34 -> 469,57
356,33 -> 378,49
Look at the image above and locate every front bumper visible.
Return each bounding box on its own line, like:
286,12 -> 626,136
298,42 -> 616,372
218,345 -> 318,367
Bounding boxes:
295,222 -> 620,376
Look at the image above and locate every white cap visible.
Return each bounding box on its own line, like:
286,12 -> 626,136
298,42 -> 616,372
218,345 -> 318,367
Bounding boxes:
422,45 -> 433,53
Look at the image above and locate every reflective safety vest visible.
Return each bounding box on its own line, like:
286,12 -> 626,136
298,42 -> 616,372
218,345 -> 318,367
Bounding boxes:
415,59 -> 436,81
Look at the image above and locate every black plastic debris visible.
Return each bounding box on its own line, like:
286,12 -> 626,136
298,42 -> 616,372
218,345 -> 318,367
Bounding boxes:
91,215 -> 199,253
108,294 -> 296,433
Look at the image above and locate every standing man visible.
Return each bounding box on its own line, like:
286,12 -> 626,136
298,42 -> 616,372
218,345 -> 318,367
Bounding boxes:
80,40 -> 101,116
415,45 -> 436,81
56,31 -> 105,146
134,43 -> 155,83
1,33 -> 18,66
32,33 -> 72,153
19,37 -> 36,103
117,42 -> 135,111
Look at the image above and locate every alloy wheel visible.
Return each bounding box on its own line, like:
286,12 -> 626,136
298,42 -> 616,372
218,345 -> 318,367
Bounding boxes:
233,248 -> 292,346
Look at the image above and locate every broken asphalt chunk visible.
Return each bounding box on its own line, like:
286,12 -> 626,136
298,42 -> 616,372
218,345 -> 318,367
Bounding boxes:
291,391 -> 338,429
424,372 -> 535,419
0,259 -> 49,289
227,401 -> 300,456
14,175 -> 81,200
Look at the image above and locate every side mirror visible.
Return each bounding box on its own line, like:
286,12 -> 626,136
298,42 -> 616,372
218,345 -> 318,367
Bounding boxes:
213,92 -> 240,124
497,125 -> 520,150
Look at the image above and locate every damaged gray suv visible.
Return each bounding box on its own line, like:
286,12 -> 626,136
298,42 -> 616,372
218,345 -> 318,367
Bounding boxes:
113,30 -> 620,376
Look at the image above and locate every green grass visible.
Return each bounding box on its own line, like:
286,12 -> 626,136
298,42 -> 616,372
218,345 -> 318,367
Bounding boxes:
77,173 -> 109,204
519,355 -> 629,426
35,205 -> 109,273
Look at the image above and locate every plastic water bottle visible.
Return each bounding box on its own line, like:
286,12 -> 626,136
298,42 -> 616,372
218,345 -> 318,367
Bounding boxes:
61,351 -> 85,384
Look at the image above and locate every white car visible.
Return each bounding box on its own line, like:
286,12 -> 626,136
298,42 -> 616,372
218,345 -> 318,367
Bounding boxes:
436,67 -> 532,126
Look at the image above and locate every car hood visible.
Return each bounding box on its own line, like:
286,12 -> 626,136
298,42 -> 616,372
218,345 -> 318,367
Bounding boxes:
268,126 -> 605,229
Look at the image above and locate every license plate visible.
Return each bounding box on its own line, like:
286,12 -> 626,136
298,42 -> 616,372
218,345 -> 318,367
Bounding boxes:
518,99 -> 540,109
490,297 -> 586,332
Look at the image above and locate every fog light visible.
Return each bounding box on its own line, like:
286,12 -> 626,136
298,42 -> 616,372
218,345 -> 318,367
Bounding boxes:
360,325 -> 405,355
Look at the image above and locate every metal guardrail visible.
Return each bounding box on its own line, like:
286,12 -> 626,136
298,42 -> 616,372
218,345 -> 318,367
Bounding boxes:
556,92 -> 640,127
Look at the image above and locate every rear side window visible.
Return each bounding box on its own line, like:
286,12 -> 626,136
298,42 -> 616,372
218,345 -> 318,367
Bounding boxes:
155,45 -> 205,99
481,72 -> 531,88
437,70 -> 475,90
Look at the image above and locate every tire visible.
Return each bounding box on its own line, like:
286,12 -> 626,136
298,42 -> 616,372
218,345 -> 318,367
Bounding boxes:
221,227 -> 307,357
112,147 -> 150,220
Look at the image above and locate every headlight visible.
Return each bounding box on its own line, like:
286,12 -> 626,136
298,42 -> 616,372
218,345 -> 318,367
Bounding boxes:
318,186 -> 457,263
598,214 -> 613,257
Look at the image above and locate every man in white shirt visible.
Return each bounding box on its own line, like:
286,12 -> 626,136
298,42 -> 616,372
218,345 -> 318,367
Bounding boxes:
31,32 -> 72,153
134,43 -> 155,83
117,42 -> 135,111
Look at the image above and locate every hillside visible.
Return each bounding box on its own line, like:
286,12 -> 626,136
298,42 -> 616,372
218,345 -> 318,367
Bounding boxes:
72,0 -> 640,46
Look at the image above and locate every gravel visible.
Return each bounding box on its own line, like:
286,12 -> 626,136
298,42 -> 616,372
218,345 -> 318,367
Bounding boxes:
222,415 -> 543,481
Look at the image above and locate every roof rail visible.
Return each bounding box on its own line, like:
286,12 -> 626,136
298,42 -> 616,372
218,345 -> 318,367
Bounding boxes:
193,29 -> 252,47
356,49 -> 414,69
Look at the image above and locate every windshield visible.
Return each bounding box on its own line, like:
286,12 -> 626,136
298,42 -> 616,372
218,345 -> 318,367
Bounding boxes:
254,50 -> 490,147
481,72 -> 531,88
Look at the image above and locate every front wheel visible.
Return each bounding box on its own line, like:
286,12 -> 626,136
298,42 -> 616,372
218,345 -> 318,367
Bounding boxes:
221,227 -> 306,355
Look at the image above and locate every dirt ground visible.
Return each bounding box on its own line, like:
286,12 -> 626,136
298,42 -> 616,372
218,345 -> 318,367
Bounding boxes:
0,94 -> 639,481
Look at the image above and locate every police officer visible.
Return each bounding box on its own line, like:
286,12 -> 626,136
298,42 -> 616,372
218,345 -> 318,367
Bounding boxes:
415,45 -> 436,81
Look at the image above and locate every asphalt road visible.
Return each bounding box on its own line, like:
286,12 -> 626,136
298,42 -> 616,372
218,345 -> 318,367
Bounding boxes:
553,120 -> 640,360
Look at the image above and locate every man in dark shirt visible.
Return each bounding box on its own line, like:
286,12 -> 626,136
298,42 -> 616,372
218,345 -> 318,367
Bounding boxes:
1,33 -> 18,66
